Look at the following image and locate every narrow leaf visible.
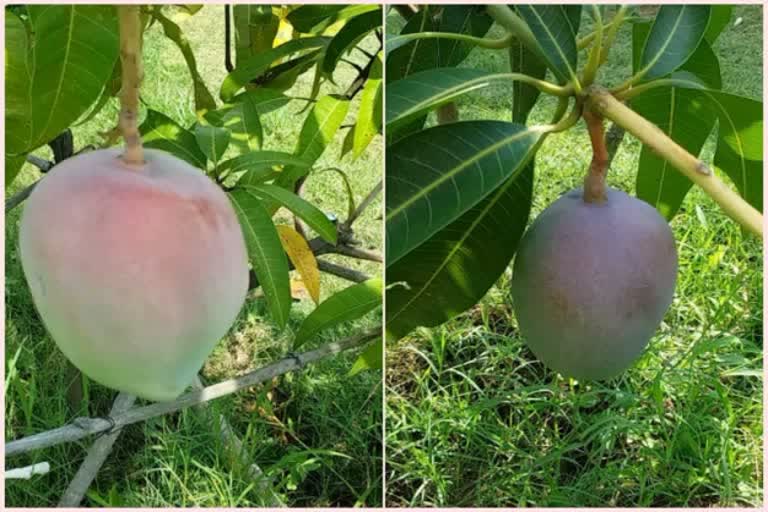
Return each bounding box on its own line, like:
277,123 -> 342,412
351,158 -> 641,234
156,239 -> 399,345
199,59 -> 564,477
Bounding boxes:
6,6 -> 119,154
287,4 -> 379,34
140,110 -> 207,168
348,340 -> 383,376
387,166 -> 533,340
294,278 -> 382,348
386,121 -> 543,265
220,37 -> 329,102
517,5 -> 579,84
321,8 -> 382,75
353,52 -> 383,158
246,184 -> 338,244
6,154 -> 27,187
276,225 -> 321,304
638,5 -> 711,83
229,189 -> 291,328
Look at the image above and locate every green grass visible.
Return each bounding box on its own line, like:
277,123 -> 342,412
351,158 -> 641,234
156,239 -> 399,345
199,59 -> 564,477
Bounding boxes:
385,5 -> 763,507
5,5 -> 382,507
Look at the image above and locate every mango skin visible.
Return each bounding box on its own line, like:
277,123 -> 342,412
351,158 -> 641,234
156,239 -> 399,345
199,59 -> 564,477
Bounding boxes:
19,148 -> 249,401
511,187 -> 678,380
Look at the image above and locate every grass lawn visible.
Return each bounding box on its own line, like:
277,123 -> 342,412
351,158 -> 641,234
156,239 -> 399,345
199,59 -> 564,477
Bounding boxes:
385,5 -> 763,507
5,5 -> 382,507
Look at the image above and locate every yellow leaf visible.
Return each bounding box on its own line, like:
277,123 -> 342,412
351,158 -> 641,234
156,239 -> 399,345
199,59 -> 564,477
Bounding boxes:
276,225 -> 320,304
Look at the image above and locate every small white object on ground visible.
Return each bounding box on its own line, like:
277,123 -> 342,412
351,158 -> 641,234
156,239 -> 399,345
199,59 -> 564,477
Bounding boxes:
6,462 -> 51,480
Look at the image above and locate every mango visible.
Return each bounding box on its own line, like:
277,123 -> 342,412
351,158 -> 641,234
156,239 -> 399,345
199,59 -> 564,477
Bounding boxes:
511,187 -> 677,380
19,148 -> 249,401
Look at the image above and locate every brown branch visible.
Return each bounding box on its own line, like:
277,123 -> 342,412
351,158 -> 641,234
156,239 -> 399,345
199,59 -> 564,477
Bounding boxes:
332,245 -> 382,263
605,122 -> 626,170
5,181 -> 38,212
6,328 -> 380,457
582,109 -> 608,203
344,180 -> 382,228
317,260 -> 370,283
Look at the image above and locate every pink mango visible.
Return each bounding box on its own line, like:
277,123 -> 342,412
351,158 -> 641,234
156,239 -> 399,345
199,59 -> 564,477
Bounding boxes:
19,148 -> 249,401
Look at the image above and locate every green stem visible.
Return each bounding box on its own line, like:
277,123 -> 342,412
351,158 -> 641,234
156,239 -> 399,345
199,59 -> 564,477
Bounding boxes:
599,5 -> 628,65
540,99 -> 582,134
387,31 -> 514,52
577,13 -> 643,50
581,6 -> 604,86
588,86 -> 762,238
615,78 -> 704,101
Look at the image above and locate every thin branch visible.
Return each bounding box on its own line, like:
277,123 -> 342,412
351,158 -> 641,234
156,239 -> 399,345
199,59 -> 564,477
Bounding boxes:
317,260 -> 370,283
191,376 -> 285,507
57,393 -> 137,507
332,245 -> 382,263
5,181 -> 39,212
6,329 -> 380,457
26,155 -> 52,172
344,180 -> 382,228
224,5 -> 233,72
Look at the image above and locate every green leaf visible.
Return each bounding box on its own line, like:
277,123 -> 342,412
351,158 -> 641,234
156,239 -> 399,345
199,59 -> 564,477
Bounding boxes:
255,49 -> 324,92
245,184 -> 338,244
387,166 -> 532,340
386,5 -> 492,83
6,6 -> 119,155
348,339 -> 383,376
509,38 -> 548,124
321,8 -> 382,76
294,278 -> 382,348
223,89 -> 292,117
224,100 -> 262,153
704,5 -> 732,43
341,126 -> 355,159
194,124 -> 231,165
633,21 -> 721,89
220,37 -> 329,102
386,121 -> 543,265
274,94 -> 351,192
6,154 -> 27,187
233,5 -> 279,67
229,189 -> 291,328
140,110 -> 207,169
637,5 -> 711,83
152,9 -> 217,114
702,92 -> 763,212
287,4 -> 379,34
632,87 -> 717,220
387,68 -> 530,132
353,52 -> 382,158
517,5 -> 579,85
217,151 -> 313,181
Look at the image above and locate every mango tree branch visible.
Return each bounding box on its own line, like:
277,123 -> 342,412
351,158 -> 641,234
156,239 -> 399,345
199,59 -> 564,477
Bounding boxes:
118,6 -> 144,166
582,109 -> 608,203
587,86 -> 763,237
5,328 -> 381,457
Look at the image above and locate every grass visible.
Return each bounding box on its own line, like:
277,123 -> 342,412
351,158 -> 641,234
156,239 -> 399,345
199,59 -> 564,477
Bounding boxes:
385,5 -> 763,507
5,5 -> 382,507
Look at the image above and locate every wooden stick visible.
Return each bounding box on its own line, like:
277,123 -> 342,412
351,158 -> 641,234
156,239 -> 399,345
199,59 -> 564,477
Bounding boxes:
6,329 -> 380,457
57,393 -> 137,507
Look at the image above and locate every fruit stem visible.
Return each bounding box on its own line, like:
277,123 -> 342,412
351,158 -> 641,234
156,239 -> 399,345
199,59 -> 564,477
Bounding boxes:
587,86 -> 763,238
582,109 -> 608,203
118,6 -> 144,166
